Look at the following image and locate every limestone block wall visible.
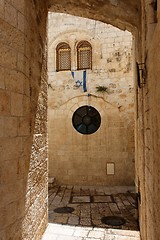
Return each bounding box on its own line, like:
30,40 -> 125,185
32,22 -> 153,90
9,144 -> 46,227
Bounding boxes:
0,1 -> 48,239
48,13 -> 135,186
135,2 -> 160,240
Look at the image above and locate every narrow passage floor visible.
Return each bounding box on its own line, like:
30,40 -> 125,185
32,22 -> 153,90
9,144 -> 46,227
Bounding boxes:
42,185 -> 140,240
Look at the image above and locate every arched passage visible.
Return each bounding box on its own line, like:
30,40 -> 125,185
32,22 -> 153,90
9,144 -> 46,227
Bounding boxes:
1,0 -> 160,240
48,0 -> 141,32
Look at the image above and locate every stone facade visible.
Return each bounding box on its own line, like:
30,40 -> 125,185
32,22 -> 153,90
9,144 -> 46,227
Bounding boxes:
48,13 -> 135,186
0,1 -> 48,239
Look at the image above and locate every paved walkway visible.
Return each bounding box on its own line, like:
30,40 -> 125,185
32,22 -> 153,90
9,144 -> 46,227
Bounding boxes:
42,223 -> 140,240
42,185 -> 140,240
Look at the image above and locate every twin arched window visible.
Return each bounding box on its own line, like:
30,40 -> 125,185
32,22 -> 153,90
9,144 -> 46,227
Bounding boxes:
56,41 -> 92,72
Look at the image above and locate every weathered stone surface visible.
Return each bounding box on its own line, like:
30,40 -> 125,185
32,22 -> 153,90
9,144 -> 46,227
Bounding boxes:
0,0 -> 48,239
48,13 -> 135,186
48,185 -> 139,231
0,90 -> 10,115
48,0 -> 141,32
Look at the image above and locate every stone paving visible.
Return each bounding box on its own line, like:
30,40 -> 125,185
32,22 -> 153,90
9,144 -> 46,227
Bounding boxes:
42,223 -> 140,240
42,185 -> 140,240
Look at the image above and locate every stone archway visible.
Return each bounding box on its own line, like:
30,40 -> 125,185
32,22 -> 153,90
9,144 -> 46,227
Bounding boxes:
1,0 -> 160,240
48,0 -> 141,32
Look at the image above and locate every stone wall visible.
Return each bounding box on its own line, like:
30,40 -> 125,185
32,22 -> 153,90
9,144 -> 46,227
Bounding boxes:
48,13 -> 135,186
0,1 -> 48,239
135,1 -> 160,240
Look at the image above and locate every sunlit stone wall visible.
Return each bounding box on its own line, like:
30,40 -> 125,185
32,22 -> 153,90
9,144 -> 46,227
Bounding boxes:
48,13 -> 135,186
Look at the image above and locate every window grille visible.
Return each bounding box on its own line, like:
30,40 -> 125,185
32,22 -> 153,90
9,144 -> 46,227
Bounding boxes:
56,42 -> 71,71
77,41 -> 92,70
72,105 -> 101,135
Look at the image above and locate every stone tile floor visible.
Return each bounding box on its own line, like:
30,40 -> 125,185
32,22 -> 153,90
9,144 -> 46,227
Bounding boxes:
42,185 -> 140,240
42,224 -> 140,240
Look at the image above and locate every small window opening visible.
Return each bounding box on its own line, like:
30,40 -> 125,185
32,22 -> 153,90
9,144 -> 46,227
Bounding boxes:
56,42 -> 71,71
77,41 -> 92,70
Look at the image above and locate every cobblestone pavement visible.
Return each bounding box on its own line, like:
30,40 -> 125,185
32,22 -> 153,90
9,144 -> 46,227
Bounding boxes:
42,185 -> 140,240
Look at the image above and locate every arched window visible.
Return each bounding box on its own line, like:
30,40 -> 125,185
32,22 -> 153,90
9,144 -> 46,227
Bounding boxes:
56,42 -> 71,71
77,41 -> 92,70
